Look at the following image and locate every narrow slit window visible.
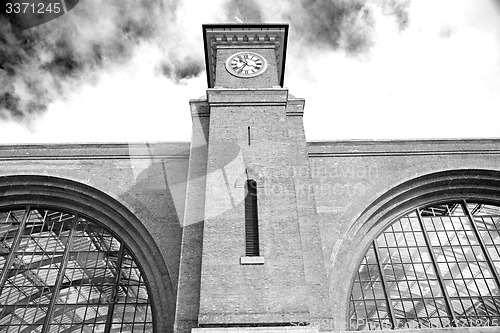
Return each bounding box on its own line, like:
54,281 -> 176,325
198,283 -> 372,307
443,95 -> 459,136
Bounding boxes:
245,179 -> 259,256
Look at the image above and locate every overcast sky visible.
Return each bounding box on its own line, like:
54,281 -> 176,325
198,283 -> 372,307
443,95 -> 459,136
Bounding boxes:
1,0 -> 499,144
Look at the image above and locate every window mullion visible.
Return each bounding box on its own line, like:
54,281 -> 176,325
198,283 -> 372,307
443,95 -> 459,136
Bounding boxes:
461,200 -> 500,294
0,206 -> 31,293
104,243 -> 125,333
41,214 -> 78,332
417,208 -> 458,327
373,240 -> 397,329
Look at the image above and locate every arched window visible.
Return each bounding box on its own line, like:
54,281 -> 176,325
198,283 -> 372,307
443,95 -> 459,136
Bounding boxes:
349,200 -> 500,330
0,206 -> 153,332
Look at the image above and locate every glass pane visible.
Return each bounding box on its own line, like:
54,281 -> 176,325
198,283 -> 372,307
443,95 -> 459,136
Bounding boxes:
349,244 -> 391,330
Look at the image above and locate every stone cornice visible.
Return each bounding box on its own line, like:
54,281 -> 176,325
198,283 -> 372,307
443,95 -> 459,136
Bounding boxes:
0,142 -> 190,160
189,99 -> 210,118
308,139 -> 500,157
206,88 -> 288,105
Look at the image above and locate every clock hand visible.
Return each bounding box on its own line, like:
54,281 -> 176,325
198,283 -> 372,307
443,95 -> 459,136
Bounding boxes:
246,59 -> 258,69
243,60 -> 257,70
237,58 -> 247,68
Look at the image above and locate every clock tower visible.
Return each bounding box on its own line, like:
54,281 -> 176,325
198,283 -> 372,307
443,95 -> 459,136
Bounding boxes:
176,24 -> 329,333
203,24 -> 287,89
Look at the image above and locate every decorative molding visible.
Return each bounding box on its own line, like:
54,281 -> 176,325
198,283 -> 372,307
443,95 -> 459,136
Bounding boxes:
193,328 -> 317,333
286,99 -> 305,116
0,154 -> 189,161
0,143 -> 190,161
309,149 -> 500,157
190,99 -> 211,118
207,88 -> 288,102
308,139 -> 500,157
286,111 -> 305,117
209,102 -> 287,107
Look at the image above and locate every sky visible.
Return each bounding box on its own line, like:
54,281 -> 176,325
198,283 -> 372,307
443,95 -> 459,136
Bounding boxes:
1,0 -> 500,144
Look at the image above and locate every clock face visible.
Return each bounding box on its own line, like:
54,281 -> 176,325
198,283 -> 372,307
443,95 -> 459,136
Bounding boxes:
226,52 -> 268,78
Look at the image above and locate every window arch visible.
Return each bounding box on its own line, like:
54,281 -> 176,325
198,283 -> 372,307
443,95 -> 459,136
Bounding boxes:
0,175 -> 175,332
349,200 -> 500,330
0,206 -> 153,332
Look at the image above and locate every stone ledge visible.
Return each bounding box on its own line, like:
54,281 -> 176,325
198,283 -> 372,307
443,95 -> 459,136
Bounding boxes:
193,328 -> 317,333
240,256 -> 265,265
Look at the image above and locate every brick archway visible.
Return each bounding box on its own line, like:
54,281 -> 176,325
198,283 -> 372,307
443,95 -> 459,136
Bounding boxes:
330,169 -> 500,331
0,175 -> 175,332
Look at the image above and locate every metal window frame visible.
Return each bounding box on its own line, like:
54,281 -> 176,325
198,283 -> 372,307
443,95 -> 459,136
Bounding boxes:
417,208 -> 458,326
349,200 -> 500,330
0,206 -> 153,333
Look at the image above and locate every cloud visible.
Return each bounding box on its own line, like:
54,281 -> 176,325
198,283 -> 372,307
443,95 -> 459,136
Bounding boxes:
156,0 -> 269,83
492,0 -> 500,11
0,0 -> 412,126
285,0 -> 500,140
10,0 -> 500,144
290,0 -> 375,54
224,0 -> 263,23
243,0 -> 411,56
0,0 -> 179,122
157,56 -> 204,83
286,0 -> 412,55
220,0 -> 412,51
381,0 -> 411,30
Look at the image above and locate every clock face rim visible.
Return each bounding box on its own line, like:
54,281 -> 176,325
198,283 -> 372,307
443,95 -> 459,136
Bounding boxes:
225,51 -> 268,78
